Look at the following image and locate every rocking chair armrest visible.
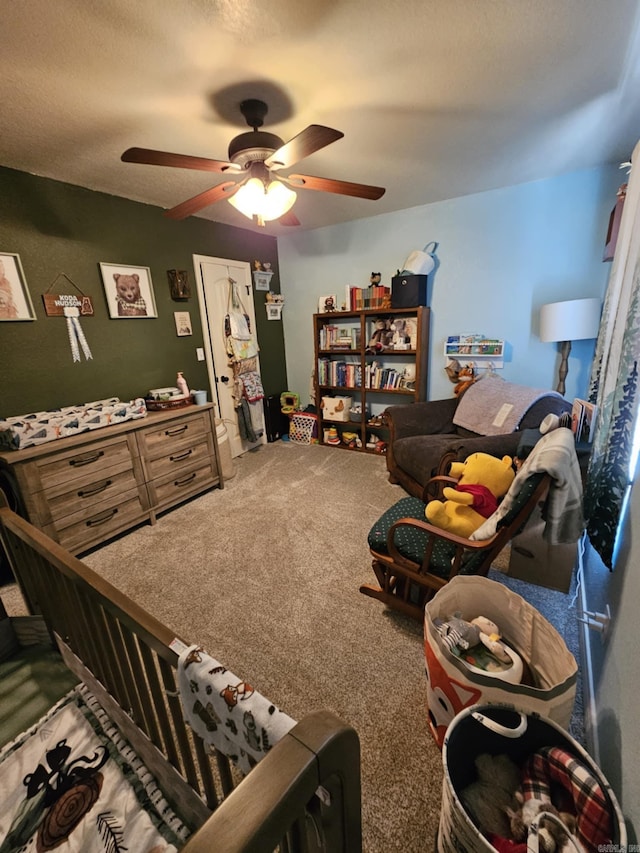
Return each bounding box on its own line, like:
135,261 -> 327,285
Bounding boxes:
386,517 -> 499,562
422,475 -> 458,502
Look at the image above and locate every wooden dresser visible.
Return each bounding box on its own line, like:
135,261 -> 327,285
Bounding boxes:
0,403 -> 223,555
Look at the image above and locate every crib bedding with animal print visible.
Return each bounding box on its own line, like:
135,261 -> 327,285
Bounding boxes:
177,645 -> 296,775
0,397 -> 147,451
0,685 -> 189,852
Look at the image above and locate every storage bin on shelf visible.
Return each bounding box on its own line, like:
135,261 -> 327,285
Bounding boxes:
320,396 -> 352,422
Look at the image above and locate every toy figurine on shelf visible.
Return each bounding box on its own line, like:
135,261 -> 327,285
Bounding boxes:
454,364 -> 476,396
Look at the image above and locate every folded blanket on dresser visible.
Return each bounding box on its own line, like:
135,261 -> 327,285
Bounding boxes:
453,375 -> 563,436
0,397 -> 147,451
177,645 -> 296,775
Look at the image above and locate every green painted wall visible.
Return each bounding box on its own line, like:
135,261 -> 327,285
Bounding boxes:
0,166 -> 286,417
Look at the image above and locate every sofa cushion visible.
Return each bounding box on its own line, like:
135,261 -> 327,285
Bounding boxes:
393,434 -> 467,488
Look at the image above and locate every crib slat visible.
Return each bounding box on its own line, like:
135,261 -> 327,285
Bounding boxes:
158,654 -> 203,794
120,625 -> 161,743
103,608 -> 139,716
138,642 -> 178,758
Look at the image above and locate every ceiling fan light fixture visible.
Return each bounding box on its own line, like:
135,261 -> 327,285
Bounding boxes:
228,177 -> 297,225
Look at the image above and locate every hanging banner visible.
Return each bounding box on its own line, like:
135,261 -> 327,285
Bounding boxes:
42,293 -> 94,316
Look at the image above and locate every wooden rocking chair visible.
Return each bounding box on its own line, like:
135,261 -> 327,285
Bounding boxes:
360,471 -> 551,621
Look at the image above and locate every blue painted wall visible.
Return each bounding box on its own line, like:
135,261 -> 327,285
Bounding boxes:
278,165 -> 621,407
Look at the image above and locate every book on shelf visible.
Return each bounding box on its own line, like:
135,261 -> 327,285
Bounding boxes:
571,398 -> 597,443
344,284 -> 391,311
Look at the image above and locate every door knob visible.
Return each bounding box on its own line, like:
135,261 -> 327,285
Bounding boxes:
219,375 -> 230,384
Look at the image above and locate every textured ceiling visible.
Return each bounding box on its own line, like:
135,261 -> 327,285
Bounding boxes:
2,0 -> 639,234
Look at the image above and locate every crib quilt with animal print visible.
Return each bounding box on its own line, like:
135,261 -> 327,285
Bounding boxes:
0,397 -> 147,451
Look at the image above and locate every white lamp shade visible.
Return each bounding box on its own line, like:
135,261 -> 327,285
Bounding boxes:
229,178 -> 297,222
539,297 -> 601,343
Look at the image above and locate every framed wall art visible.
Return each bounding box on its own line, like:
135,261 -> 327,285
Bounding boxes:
0,252 -> 36,321
318,294 -> 337,313
99,262 -> 158,318
174,311 -> 193,336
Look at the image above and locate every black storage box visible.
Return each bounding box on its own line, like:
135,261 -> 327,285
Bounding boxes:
391,274 -> 431,308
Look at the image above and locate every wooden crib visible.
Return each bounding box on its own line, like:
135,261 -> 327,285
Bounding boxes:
0,501 -> 362,853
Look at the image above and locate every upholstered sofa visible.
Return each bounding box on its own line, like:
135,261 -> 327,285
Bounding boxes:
384,374 -> 571,498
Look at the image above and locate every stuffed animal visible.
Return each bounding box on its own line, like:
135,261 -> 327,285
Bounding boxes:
425,452 -> 515,538
454,364 -> 476,396
434,614 -> 512,664
367,318 -> 394,352
459,753 -> 523,840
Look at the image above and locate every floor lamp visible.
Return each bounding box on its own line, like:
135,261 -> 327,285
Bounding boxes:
539,298 -> 601,395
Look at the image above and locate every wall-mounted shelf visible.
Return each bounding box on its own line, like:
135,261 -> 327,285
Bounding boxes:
444,335 -> 505,369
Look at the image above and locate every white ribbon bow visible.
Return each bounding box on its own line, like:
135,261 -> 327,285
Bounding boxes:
64,307 -> 93,362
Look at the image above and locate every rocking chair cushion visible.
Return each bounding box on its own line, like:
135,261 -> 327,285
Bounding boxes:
368,496 -> 458,579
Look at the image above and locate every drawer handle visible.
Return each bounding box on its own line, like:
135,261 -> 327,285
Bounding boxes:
78,479 -> 112,498
165,425 -> 188,437
170,449 -> 193,463
69,450 -> 104,467
175,472 -> 197,487
85,507 -> 118,527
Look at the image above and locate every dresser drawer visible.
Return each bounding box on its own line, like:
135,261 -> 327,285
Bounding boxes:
36,437 -> 135,493
147,461 -> 216,510
55,487 -> 148,554
146,439 -> 211,481
46,462 -> 144,522
137,412 -> 209,459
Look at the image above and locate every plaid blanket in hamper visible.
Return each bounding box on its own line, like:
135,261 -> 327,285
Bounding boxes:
521,745 -> 613,851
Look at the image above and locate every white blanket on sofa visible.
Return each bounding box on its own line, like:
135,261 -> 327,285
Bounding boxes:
452,374 -> 563,436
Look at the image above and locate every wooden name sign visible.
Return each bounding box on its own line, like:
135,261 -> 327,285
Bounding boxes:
43,293 -> 94,316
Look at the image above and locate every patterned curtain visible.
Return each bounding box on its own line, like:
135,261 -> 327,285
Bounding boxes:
585,141 -> 640,569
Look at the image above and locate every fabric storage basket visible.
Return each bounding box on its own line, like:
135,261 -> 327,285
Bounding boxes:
424,576 -> 577,748
321,395 -> 352,422
391,274 -> 432,307
438,704 -> 627,853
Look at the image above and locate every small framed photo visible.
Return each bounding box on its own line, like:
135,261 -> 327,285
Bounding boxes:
253,269 -> 273,291
0,253 -> 36,321
99,262 -> 158,318
266,303 -> 283,321
174,310 -> 193,336
318,293 -> 337,313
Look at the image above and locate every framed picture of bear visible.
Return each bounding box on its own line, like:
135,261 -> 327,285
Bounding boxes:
99,262 -> 158,318
0,252 -> 36,321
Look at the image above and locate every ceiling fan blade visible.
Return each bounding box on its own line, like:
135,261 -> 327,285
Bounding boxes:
163,181 -> 240,220
286,174 -> 385,200
265,126 -> 344,171
122,147 -> 241,174
278,210 -> 301,226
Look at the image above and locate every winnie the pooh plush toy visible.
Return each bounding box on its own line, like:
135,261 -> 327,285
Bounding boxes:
426,452 -> 515,538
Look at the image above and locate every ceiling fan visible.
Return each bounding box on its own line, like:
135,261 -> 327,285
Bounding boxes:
121,98 -> 385,226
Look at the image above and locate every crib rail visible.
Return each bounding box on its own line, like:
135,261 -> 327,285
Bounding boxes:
0,504 -> 362,852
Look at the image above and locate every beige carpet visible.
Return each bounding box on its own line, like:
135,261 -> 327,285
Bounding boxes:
81,441 -> 443,853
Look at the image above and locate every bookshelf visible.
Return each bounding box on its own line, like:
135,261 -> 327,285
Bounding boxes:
313,306 -> 430,453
